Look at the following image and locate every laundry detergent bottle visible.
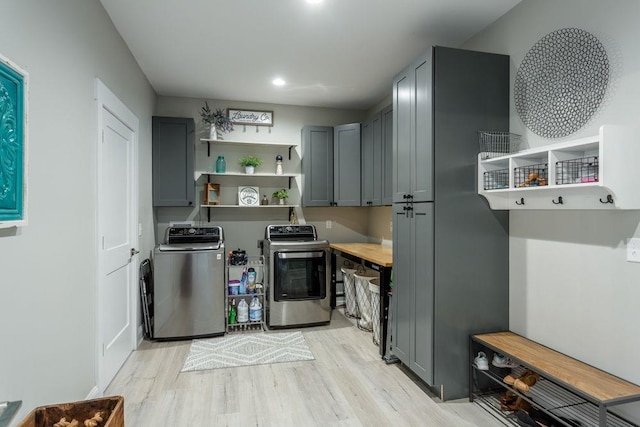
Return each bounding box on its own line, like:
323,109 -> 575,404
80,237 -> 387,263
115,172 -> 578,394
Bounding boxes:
249,295 -> 262,322
237,298 -> 249,323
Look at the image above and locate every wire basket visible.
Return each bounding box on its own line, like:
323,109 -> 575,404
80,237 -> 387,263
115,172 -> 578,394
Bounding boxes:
514,163 -> 548,188
483,169 -> 510,190
555,156 -> 599,185
478,131 -> 522,159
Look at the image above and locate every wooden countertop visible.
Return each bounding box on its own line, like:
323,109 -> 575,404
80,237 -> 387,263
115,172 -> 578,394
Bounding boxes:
329,243 -> 393,267
473,331 -> 640,403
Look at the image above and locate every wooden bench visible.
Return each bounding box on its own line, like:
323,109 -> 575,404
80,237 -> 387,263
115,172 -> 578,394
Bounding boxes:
470,331 -> 640,427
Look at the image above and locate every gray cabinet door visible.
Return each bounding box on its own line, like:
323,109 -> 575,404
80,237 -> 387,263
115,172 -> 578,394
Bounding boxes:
392,203 -> 413,366
361,116 -> 374,206
392,68 -> 413,203
361,114 -> 383,206
392,202 -> 434,384
371,113 -> 383,206
302,126 -> 334,207
334,123 -> 361,206
412,54 -> 434,203
392,51 -> 434,203
381,105 -> 393,205
152,116 -> 195,207
411,201 -> 434,384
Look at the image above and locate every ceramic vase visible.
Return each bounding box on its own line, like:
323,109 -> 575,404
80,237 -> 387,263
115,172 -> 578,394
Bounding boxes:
209,124 -> 218,140
245,165 -> 255,174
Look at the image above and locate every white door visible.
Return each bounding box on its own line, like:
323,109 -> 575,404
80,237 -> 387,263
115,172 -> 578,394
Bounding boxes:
96,80 -> 139,392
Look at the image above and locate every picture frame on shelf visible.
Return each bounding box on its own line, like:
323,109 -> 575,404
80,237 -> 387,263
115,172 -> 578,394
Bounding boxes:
204,183 -> 221,205
238,186 -> 259,206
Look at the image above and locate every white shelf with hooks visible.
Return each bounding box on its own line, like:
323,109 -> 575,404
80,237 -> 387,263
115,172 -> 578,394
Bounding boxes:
478,125 -> 640,210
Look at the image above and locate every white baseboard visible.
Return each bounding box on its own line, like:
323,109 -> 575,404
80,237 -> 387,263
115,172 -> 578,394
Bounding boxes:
137,325 -> 144,346
85,386 -> 101,400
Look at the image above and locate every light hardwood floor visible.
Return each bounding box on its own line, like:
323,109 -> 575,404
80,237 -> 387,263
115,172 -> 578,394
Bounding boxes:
106,310 -> 507,426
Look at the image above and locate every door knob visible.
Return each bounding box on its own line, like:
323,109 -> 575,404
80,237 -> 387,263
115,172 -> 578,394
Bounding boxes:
130,248 -> 140,256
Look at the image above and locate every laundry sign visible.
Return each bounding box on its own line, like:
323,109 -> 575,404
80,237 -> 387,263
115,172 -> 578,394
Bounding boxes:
228,109 -> 273,126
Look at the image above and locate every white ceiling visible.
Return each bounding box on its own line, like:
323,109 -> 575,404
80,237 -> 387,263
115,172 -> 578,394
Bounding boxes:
100,0 -> 521,110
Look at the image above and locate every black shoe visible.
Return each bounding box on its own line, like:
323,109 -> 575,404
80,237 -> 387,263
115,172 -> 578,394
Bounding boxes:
529,408 -> 582,427
515,409 -> 536,427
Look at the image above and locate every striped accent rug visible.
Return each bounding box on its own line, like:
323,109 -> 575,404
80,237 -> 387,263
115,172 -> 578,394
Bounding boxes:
181,331 -> 315,372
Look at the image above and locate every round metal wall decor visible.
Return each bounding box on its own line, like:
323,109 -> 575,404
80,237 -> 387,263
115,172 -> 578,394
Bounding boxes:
514,28 -> 610,139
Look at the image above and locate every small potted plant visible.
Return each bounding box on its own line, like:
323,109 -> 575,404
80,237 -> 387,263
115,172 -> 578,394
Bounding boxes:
239,155 -> 263,174
200,101 -> 234,140
272,188 -> 289,205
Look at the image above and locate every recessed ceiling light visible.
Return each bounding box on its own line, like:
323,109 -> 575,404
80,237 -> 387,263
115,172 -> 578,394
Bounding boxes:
272,78 -> 286,86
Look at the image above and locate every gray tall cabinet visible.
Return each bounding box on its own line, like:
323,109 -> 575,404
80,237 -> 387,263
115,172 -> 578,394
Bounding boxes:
392,46 -> 510,400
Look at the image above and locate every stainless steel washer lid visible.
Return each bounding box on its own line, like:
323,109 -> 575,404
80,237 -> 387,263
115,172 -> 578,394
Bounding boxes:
265,224 -> 317,241
159,225 -> 224,251
158,242 -> 223,251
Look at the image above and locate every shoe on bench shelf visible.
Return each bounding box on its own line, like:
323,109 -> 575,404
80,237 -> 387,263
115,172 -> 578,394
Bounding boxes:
503,370 -> 539,393
492,352 -> 519,368
473,351 -> 489,370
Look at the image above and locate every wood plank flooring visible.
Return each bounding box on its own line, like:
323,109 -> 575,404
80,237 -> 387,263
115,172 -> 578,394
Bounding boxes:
106,310 -> 506,426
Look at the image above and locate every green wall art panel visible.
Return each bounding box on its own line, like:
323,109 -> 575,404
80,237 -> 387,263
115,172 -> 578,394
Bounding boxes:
0,54 -> 28,226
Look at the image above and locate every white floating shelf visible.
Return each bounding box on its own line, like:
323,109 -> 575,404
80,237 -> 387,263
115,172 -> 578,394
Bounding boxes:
200,204 -> 298,208
196,171 -> 297,179
478,125 -> 640,210
200,138 -> 295,148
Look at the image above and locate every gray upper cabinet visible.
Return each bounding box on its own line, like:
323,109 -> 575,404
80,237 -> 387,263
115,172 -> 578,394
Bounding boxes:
152,116 -> 195,207
362,105 -> 393,206
381,105 -> 393,205
302,124 -> 361,207
361,113 -> 382,206
333,123 -> 361,206
302,126 -> 334,206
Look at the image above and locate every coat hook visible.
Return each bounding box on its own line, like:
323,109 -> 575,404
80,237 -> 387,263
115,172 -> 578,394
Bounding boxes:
599,194 -> 614,204
243,125 -> 246,132
552,196 -> 563,205
269,127 -> 271,134
515,197 -> 525,206
256,126 -> 259,133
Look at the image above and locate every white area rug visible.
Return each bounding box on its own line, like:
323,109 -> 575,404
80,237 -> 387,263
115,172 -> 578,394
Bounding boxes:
181,331 -> 314,372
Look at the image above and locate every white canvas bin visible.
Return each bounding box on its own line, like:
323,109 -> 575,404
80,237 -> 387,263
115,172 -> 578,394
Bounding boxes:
354,273 -> 376,332
341,267 -> 359,318
370,279 -> 381,346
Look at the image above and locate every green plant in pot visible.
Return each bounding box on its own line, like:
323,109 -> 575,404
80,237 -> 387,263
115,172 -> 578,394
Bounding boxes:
239,155 -> 263,174
272,188 -> 289,205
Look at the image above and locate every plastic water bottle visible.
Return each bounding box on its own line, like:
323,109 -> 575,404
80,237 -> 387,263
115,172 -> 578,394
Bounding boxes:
249,296 -> 262,322
237,299 -> 249,323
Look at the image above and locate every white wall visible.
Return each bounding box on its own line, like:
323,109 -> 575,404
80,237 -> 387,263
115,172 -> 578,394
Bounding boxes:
0,1 -> 156,424
463,0 -> 640,419
155,96 -> 370,254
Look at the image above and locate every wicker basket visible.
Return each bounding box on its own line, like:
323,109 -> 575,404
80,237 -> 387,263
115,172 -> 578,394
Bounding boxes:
17,396 -> 124,427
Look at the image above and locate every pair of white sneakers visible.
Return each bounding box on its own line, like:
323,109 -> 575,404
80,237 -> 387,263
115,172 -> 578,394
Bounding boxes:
474,352 -> 518,370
